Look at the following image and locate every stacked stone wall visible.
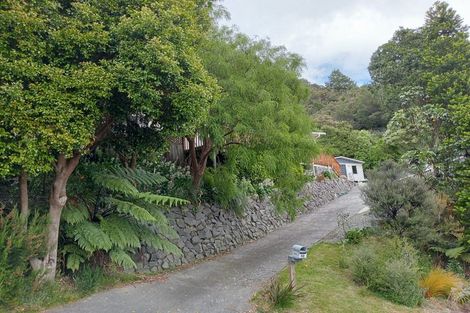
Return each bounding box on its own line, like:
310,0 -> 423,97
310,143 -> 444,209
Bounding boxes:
138,178 -> 354,272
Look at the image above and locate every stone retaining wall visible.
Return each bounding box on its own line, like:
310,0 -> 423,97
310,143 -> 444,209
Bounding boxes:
137,178 -> 354,272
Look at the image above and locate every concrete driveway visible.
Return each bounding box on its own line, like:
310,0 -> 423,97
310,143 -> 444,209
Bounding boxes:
47,187 -> 365,313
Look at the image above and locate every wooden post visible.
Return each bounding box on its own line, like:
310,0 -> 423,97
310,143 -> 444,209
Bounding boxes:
289,260 -> 296,288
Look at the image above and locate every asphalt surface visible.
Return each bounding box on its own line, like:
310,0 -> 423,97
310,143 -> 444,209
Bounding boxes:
47,186 -> 365,313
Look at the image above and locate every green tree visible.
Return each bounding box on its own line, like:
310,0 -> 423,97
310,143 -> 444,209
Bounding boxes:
325,69 -> 356,92
370,1 -> 469,244
0,0 -> 217,280
187,28 -> 318,214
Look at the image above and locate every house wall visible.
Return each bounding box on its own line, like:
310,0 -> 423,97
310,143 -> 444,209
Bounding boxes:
343,163 -> 365,182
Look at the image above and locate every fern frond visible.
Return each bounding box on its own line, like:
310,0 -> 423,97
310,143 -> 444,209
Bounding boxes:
62,204 -> 90,225
138,227 -> 182,256
146,208 -> 178,239
110,166 -> 166,186
109,248 -> 136,269
137,192 -> 188,207
72,221 -> 113,252
67,253 -> 85,272
105,197 -> 157,223
100,215 -> 141,249
93,174 -> 138,195
62,244 -> 89,272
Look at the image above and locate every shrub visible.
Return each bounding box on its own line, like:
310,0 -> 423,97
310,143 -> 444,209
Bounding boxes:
147,160 -> 193,198
349,237 -> 424,307
265,278 -> 303,309
74,265 -> 105,294
345,228 -> 370,244
323,170 -> 334,179
375,259 -> 424,307
420,268 -> 462,298
361,161 -> 456,252
0,210 -> 45,307
202,167 -> 254,214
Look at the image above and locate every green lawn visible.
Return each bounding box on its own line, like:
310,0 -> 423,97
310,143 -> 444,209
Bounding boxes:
254,243 -> 421,313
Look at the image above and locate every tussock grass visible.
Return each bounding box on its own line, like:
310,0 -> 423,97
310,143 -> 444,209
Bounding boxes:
420,268 -> 463,298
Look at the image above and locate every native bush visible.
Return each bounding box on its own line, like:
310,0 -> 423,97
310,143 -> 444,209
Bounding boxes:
145,160 -> 193,199
361,160 -> 457,252
202,167 -> 255,214
0,210 -> 45,306
349,237 -> 424,307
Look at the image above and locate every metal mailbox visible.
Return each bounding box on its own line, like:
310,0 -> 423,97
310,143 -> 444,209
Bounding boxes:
288,244 -> 307,262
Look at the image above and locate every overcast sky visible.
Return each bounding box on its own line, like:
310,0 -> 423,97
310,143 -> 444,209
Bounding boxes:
221,0 -> 470,85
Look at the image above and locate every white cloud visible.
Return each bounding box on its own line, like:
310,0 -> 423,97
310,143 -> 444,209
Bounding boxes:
221,0 -> 470,84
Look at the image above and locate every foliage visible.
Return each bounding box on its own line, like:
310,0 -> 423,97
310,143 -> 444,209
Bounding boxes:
348,237 -> 424,307
345,228 -> 370,245
265,278 -> 303,309
0,0 -> 219,280
254,243 -> 419,313
450,285 -> 470,304
325,69 -> 356,92
61,164 -> 186,271
0,210 -> 45,307
361,160 -> 458,251
314,116 -> 398,169
369,1 -> 470,248
202,167 -> 254,214
420,268 -> 462,298
198,28 -> 318,215
73,265 -> 105,294
146,160 -> 193,199
306,84 -> 389,130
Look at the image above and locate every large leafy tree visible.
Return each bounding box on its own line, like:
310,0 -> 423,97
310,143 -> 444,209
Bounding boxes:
186,28 -> 317,214
325,69 -> 357,92
0,0 -> 217,280
369,2 -> 469,243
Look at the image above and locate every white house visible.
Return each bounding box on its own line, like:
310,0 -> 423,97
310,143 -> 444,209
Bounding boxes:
335,156 -> 366,182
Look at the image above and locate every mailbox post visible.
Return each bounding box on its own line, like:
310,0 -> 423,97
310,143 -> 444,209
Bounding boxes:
288,245 -> 307,288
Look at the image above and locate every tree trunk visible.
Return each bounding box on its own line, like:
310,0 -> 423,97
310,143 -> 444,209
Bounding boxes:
130,154 -> 137,170
32,117 -> 113,281
187,136 -> 212,190
38,153 -> 81,281
19,170 -> 29,222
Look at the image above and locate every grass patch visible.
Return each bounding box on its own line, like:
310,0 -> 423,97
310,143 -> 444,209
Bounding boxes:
1,269 -> 140,313
254,243 -> 421,313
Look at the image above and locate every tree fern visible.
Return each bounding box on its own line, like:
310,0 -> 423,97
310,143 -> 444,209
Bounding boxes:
71,221 -> 113,253
137,192 -> 189,206
109,248 -> 136,269
92,173 -> 138,195
100,216 -> 141,249
110,166 -> 166,186
62,204 -> 89,225
104,197 -> 157,223
138,226 -> 182,256
61,164 -> 186,271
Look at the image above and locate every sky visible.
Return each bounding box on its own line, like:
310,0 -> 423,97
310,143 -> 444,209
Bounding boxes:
221,0 -> 470,85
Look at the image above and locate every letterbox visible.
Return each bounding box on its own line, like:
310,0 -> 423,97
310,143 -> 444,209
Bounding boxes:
289,244 -> 307,261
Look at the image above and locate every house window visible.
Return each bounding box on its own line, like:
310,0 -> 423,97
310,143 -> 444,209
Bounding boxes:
352,165 -> 358,174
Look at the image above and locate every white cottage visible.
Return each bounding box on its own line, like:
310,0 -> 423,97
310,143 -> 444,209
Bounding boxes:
334,156 -> 366,182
